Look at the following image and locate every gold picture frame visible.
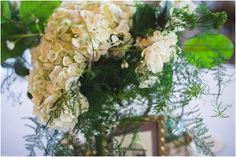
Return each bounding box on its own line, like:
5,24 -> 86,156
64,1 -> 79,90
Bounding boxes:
114,115 -> 167,156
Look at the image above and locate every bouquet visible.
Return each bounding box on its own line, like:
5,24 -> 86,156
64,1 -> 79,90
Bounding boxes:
1,0 -> 234,156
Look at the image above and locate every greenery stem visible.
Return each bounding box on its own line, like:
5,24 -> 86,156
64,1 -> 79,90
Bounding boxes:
95,133 -> 109,156
11,33 -> 41,39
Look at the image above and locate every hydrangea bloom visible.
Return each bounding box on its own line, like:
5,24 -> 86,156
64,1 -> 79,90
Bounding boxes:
28,1 -> 134,131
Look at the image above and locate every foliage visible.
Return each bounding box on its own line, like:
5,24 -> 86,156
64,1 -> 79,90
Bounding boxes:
1,1 -> 11,24
156,1 -> 171,30
196,2 -> 227,30
131,3 -> 156,37
164,2 -> 228,32
1,1 -> 61,77
20,1 -> 61,33
23,117 -> 63,156
183,33 -> 234,68
1,1 -> 234,156
164,56 -> 215,155
165,7 -> 197,32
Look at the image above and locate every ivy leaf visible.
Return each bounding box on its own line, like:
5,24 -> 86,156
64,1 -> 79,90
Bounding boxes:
20,1 -> 61,33
131,4 -> 156,37
1,1 -> 11,24
183,33 -> 234,68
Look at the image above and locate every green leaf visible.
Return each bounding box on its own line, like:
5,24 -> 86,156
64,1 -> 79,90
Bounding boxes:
156,1 -> 171,30
14,59 -> 29,76
183,33 -> 234,68
131,4 -> 156,37
20,1 -> 61,33
1,1 -> 11,24
196,2 -> 227,30
1,23 -> 27,61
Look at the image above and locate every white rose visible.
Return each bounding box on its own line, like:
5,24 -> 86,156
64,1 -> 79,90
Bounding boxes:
142,40 -> 173,73
142,46 -> 164,73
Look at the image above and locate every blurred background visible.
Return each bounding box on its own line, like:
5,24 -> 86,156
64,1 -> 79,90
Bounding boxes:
1,1 -> 235,156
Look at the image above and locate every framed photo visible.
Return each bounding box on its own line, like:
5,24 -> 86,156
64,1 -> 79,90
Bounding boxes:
115,116 -> 166,156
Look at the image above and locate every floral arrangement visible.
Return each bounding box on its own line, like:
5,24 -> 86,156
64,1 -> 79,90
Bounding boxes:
1,0 -> 234,156
28,1 -> 134,130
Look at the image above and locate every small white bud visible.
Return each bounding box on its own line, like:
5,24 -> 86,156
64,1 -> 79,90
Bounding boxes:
111,35 -> 119,43
121,61 -> 129,69
35,18 -> 39,23
6,40 -> 15,50
124,61 -> 129,68
121,63 -> 125,69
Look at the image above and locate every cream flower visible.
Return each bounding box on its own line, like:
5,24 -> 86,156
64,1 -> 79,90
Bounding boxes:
65,76 -> 80,91
72,38 -> 81,48
139,31 -> 178,74
142,42 -> 166,73
28,1 -> 134,131
73,53 -> 86,64
67,63 -> 84,77
63,56 -> 73,66
49,66 -> 62,81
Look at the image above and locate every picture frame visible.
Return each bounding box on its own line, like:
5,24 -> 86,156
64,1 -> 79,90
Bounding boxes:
114,116 -> 166,156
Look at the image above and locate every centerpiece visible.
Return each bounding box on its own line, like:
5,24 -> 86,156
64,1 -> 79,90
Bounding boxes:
1,0 -> 234,156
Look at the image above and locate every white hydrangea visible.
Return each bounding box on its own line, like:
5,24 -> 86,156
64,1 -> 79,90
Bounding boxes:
49,94 -> 89,131
28,1 -> 134,131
